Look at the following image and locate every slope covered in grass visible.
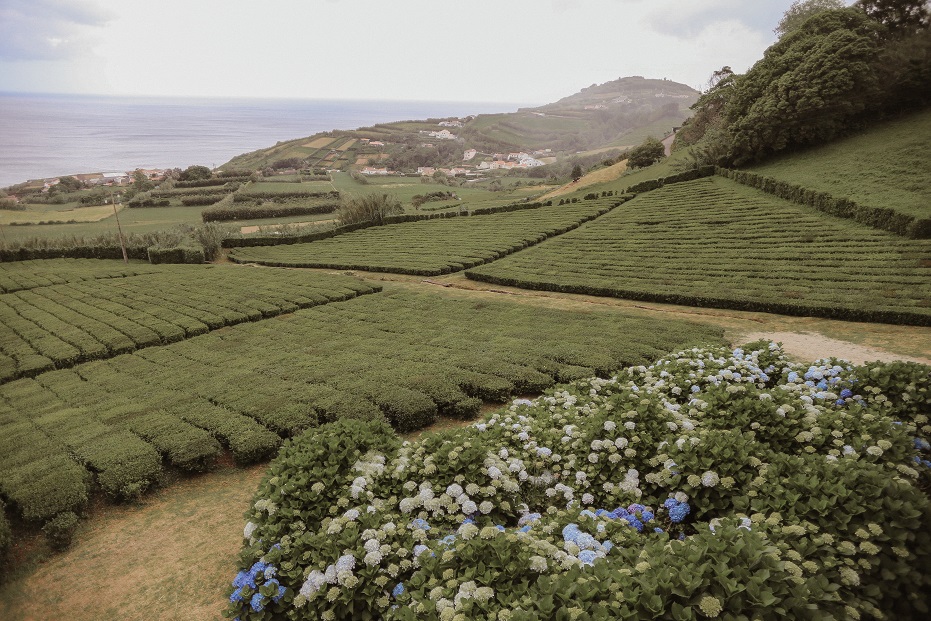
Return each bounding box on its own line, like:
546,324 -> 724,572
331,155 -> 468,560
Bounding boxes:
466,177 -> 931,325
747,108 -> 931,222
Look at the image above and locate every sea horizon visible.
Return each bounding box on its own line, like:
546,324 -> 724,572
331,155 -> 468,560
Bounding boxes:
0,92 -> 525,188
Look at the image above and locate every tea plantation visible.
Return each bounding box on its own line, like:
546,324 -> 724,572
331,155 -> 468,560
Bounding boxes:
466,177 -> 931,325
226,343 -> 931,620
228,199 -> 618,275
0,264 -> 380,383
0,285 -> 721,550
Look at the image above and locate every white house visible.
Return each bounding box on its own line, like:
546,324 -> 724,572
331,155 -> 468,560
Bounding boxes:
428,129 -> 456,140
463,149 -> 477,161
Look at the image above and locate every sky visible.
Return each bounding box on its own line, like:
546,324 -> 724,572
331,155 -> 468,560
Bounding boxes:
0,0 -> 811,104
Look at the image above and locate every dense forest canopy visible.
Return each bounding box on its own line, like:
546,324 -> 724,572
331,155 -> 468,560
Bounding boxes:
676,0 -> 931,167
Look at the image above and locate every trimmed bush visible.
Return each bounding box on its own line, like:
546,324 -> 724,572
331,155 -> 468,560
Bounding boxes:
42,511 -> 79,551
147,245 -> 206,264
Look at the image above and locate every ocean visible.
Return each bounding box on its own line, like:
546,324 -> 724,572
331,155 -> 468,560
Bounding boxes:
0,93 -> 518,188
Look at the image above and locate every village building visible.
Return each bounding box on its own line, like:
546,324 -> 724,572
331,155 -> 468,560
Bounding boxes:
463,149 -> 477,161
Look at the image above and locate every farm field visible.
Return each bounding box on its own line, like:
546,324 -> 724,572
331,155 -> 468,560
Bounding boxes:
0,264 -> 379,382
467,176 -> 931,325
0,203 -> 122,226
0,284 -> 722,542
228,199 -> 618,275
747,107 -> 931,223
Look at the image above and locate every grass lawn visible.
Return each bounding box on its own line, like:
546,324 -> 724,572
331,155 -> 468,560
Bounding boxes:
0,462 -> 267,621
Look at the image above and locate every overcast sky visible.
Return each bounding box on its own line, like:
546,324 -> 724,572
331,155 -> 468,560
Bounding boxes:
0,0 -> 816,104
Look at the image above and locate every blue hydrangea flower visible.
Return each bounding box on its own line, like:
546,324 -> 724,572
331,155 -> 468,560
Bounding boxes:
578,550 -> 597,565
840,388 -> 853,399
250,593 -> 264,613
392,582 -> 405,597
669,503 -> 690,523
410,518 -> 430,531
230,587 -> 244,603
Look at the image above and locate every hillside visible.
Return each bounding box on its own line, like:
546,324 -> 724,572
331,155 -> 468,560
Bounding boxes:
221,76 -> 696,173
747,107 -> 931,222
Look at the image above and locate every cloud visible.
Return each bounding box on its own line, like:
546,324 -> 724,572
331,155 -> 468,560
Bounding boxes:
0,0 -> 110,61
644,0 -> 790,38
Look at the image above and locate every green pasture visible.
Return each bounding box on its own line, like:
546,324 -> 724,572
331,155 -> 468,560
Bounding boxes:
240,180 -> 334,195
0,202 -> 121,226
467,176 -> 931,325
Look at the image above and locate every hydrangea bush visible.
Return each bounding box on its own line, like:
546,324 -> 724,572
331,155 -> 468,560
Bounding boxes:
225,342 -> 931,620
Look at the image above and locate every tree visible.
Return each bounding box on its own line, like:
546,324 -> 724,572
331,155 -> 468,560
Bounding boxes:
56,175 -> 84,192
132,169 -> 154,193
775,0 -> 846,37
570,164 -> 583,182
723,8 -> 883,165
857,0 -> 931,34
179,165 -> 212,181
626,137 -> 666,169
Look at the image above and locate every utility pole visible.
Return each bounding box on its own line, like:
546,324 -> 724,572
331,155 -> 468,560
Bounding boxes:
110,189 -> 128,264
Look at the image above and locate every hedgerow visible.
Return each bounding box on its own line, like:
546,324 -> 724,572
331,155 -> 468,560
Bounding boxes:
202,200 -> 338,223
466,177 -> 931,326
228,200 -> 621,276
224,343 -> 931,620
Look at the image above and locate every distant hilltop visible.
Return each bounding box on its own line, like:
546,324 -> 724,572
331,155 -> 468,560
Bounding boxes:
222,76 -> 696,174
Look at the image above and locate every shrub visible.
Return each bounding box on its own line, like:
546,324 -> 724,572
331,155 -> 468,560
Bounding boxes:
43,511 -> 79,551
191,223 -> 231,261
337,193 -> 403,226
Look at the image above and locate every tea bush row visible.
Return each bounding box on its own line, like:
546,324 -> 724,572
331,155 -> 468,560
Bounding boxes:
228,200 -> 621,276
202,200 -> 338,223
225,343 -> 931,620
233,190 -> 339,202
466,177 -> 931,326
0,290 -> 721,549
0,265 -> 381,383
0,259 -> 159,294
717,168 -> 931,239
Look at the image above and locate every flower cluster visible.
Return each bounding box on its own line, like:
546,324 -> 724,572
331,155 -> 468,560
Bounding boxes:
226,343 -> 931,621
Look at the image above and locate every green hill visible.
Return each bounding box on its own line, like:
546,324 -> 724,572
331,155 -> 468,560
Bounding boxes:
221,76 -> 697,173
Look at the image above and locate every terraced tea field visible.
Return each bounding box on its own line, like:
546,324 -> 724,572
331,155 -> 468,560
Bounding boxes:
0,285 -> 721,533
467,177 -> 931,325
0,265 -> 378,383
228,199 -> 618,275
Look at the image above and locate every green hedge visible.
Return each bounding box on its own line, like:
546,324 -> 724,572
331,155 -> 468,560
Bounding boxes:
201,202 -> 338,223
0,499 -> 11,561
175,177 -> 249,188
127,198 -> 171,208
0,245 -> 150,262
146,245 -> 206,264
717,167 -> 931,238
180,195 -> 225,207
624,165 -> 716,194
233,190 -> 339,202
